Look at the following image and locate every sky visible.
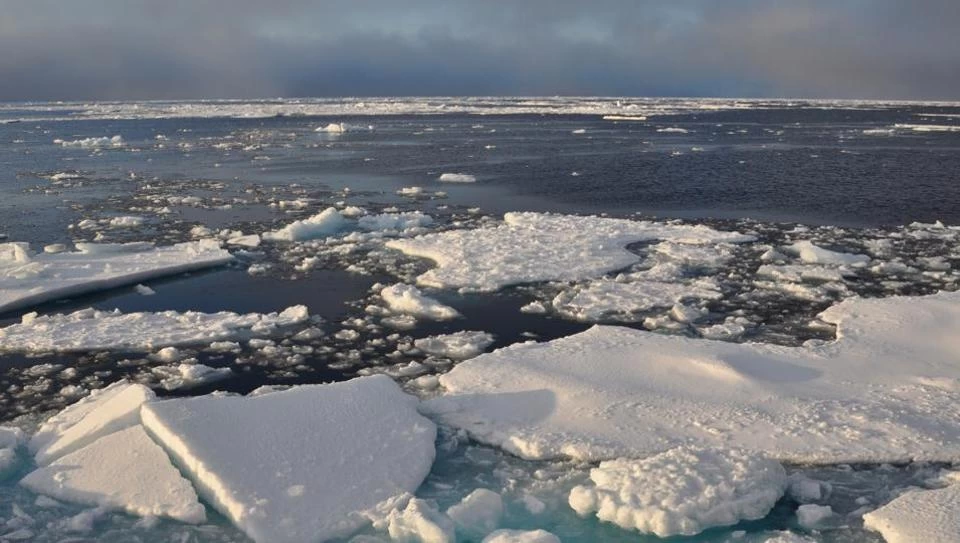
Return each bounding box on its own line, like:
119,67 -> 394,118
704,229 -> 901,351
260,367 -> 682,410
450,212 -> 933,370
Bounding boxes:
1,0 -> 958,101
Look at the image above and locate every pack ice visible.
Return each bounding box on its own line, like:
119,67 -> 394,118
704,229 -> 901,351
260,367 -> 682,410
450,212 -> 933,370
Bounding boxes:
0,305 -> 309,352
423,290 -> 960,464
863,482 -> 960,543
0,240 -> 232,314
386,212 -> 754,291
141,375 -> 437,543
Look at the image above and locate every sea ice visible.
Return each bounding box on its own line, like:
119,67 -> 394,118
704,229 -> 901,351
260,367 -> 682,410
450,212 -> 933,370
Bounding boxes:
482,530 -> 560,543
446,489 -> 503,537
263,207 -> 348,241
423,290 -> 960,464
316,122 -> 347,133
21,425 -> 206,524
152,363 -> 233,391
386,212 -> 753,291
568,447 -> 786,537
55,135 -> 125,148
0,305 -> 309,352
437,173 -> 476,183
862,484 -> 960,543
795,504 -> 833,529
550,279 -> 722,322
381,284 -> 460,321
414,331 -> 494,360
0,239 -> 233,314
384,498 -> 456,543
141,375 -> 437,543
784,240 -> 870,266
31,382 -> 155,465
359,212 -> 434,232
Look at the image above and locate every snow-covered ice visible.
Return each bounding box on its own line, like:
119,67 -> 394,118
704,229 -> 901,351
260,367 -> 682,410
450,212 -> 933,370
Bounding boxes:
383,497 -> 456,543
437,173 -> 476,183
863,484 -> 960,543
423,290 -> 960,463
262,207 -> 348,241
784,240 -> 870,266
21,425 -> 206,524
359,211 -> 434,232
31,382 -> 155,466
386,212 -> 753,291
0,305 -> 309,352
55,135 -> 125,148
152,363 -> 233,391
141,375 -> 437,543
550,278 -> 722,322
482,530 -> 560,543
381,283 -> 460,321
414,331 -> 494,360
446,488 -> 503,537
568,447 -> 786,537
0,240 -> 233,314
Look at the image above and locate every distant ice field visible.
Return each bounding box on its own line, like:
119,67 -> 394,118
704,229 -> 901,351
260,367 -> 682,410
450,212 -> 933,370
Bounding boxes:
1,99 -> 959,542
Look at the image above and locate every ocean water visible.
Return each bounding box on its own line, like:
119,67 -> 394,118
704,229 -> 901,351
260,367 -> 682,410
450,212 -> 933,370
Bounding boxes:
0,99 -> 958,541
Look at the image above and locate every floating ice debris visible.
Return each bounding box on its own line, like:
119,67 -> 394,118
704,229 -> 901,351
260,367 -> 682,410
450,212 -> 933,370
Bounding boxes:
424,290 -> 960,463
315,122 -> 347,133
571,129 -> 586,134
54,135 -> 125,148
21,425 -> 206,523
359,212 -> 434,232
108,216 -> 145,228
152,363 -> 233,391
0,305 -> 309,353
602,115 -> 647,121
382,497 -> 456,543
386,212 -> 753,291
482,530 -> 560,543
550,279 -> 722,322
438,173 -> 477,183
795,504 -> 833,530
0,239 -> 233,314
783,240 -> 870,266
141,375 -> 437,543
446,488 -> 503,538
227,233 -> 261,248
893,123 -> 960,132
262,207 -> 348,242
0,427 -> 24,474
414,331 -> 494,360
398,186 -> 426,197
381,283 -> 460,321
568,447 -> 786,537
657,127 -> 688,133
134,283 -> 156,296
863,484 -> 960,542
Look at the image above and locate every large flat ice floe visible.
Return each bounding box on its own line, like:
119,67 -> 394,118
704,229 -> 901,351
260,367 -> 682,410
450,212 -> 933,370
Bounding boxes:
568,447 -> 787,537
0,305 -> 309,352
0,240 -> 233,314
423,290 -> 960,464
862,483 -> 960,543
386,212 -> 753,291
141,375 -> 437,543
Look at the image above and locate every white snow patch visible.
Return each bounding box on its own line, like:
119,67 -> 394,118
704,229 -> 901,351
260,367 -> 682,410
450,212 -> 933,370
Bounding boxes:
0,305 -> 309,352
568,447 -> 786,537
140,375 -> 437,543
0,239 -> 233,314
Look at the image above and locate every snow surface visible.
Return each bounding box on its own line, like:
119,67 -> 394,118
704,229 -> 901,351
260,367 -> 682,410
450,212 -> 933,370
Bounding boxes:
21,425 -> 206,524
568,447 -> 786,537
386,212 -> 753,291
423,290 -> 960,463
0,240 -> 233,314
414,331 -> 494,360
381,284 -> 460,321
32,382 -> 155,466
141,375 -> 437,543
863,484 -> 960,543
0,305 -> 309,352
262,207 -> 348,241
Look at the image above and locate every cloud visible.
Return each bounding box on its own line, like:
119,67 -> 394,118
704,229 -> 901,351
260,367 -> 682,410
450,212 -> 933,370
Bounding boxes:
0,0 -> 957,100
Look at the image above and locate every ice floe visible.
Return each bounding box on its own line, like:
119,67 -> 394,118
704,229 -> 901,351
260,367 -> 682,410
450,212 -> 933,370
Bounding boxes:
141,375 -> 437,543
482,530 -> 561,543
0,306 -> 309,352
568,447 -> 786,537
438,173 -> 476,183
863,483 -> 960,542
386,212 -> 753,291
0,239 -> 233,314
381,283 -> 460,321
550,278 -> 722,322
263,207 -> 348,241
414,331 -> 494,360
54,135 -> 125,148
423,290 -> 960,463
21,425 -> 206,523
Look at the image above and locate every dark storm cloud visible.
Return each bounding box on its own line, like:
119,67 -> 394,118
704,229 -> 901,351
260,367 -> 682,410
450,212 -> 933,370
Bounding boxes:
0,0 -> 958,100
